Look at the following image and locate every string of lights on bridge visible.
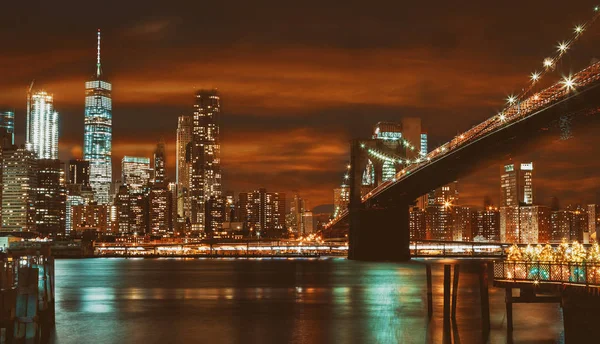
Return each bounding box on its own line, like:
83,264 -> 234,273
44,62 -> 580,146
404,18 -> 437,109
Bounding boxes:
328,5 -> 600,227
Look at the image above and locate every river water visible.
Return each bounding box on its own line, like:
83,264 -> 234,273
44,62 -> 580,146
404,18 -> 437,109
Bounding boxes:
49,258 -> 564,343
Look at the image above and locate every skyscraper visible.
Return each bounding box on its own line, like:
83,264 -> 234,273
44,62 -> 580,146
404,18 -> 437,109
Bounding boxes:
153,138 -> 166,185
238,189 -> 286,237
176,116 -> 193,219
84,29 -> 112,204
190,90 -> 223,233
0,110 -> 15,145
1,147 -> 38,231
35,159 -> 67,236
26,90 -> 59,159
501,162 -> 533,207
121,156 -> 151,193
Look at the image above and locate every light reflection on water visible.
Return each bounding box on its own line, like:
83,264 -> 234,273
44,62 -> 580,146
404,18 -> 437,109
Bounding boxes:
50,258 -> 564,344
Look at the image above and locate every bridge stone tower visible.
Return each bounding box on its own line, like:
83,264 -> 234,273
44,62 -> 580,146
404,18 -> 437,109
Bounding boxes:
348,121 -> 417,261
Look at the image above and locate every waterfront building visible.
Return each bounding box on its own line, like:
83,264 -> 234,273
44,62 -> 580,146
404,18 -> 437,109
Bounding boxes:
518,205 -> 551,244
568,205 -> 588,242
83,30 -> 112,204
176,116 -> 193,219
452,206 -> 475,241
190,90 -> 222,232
551,210 -> 572,242
425,204 -> 453,241
1,147 -> 37,231
65,194 -> 85,235
287,193 -> 306,233
588,204 -> 599,242
26,90 -> 59,159
0,110 -> 15,145
501,162 -> 534,207
129,193 -> 148,234
238,189 -> 286,237
71,203 -> 111,233
68,159 -> 90,186
121,156 -> 151,193
114,185 -> 131,234
35,159 -> 66,236
477,207 -> 501,242
409,207 -> 427,240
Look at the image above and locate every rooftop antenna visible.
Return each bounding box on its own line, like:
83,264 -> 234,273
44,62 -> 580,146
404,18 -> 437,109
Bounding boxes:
96,29 -> 102,78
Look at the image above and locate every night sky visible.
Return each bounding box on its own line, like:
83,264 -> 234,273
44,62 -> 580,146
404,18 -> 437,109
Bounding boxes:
2,1 -> 600,209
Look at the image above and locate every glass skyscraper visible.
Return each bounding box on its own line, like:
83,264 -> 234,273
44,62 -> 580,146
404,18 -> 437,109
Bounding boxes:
0,110 -> 14,145
26,91 -> 59,159
84,29 -> 112,204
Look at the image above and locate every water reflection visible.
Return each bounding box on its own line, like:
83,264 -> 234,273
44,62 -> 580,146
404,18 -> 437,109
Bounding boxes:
50,258 -> 564,343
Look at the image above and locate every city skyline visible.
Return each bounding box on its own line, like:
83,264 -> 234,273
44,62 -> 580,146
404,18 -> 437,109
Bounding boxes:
4,2 -> 600,209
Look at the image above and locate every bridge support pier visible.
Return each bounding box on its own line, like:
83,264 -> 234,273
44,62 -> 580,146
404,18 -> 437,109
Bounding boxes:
348,203 -> 411,261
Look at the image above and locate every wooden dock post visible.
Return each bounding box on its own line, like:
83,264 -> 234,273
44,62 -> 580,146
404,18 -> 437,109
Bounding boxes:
14,266 -> 40,343
426,264 -> 433,318
506,287 -> 513,333
451,264 -> 460,320
479,263 -> 491,340
443,265 -> 451,322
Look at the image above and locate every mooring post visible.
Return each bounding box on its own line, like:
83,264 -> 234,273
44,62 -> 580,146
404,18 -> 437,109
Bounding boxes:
479,263 -> 491,340
14,266 -> 40,343
451,264 -> 460,319
443,265 -> 451,322
506,287 -> 513,333
426,264 -> 433,318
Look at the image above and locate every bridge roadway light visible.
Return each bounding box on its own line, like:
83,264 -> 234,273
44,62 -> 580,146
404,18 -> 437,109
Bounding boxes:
543,58 -> 554,69
507,95 -> 517,104
530,72 -> 540,82
557,41 -> 569,53
561,76 -> 576,91
575,25 -> 584,34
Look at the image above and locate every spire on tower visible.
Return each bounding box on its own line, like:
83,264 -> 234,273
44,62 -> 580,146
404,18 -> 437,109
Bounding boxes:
96,29 -> 102,78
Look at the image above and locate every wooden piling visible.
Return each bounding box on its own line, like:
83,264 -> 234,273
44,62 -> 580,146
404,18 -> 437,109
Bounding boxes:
14,267 -> 40,343
479,263 -> 491,339
443,265 -> 451,322
451,264 -> 460,319
426,264 -> 433,318
506,288 -> 513,332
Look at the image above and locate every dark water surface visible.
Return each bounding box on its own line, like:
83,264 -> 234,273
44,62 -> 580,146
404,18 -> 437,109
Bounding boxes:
51,258 -> 564,344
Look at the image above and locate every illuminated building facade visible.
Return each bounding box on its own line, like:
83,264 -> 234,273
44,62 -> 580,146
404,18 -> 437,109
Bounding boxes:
84,30 -> 112,204
1,148 -> 37,231
68,159 -> 90,186
477,207 -> 500,242
65,194 -> 85,235
26,91 -> 59,159
114,185 -> 131,234
500,162 -> 534,243
238,189 -> 285,237
333,186 -> 349,217
35,159 -> 67,236
121,156 -> 151,193
71,204 -> 111,233
518,205 -> 551,244
153,139 -> 166,185
287,193 -> 306,233
0,111 -> 14,145
176,115 -> 193,219
149,186 -> 172,235
190,90 -> 223,232
409,207 -> 426,240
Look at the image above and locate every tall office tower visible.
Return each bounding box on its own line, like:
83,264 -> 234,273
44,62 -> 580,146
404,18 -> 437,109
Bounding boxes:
409,207 -> 427,240
287,193 -> 305,233
190,90 -> 222,232
238,189 -> 286,237
224,191 -> 236,223
425,204 -> 453,241
501,162 -> 533,206
26,90 -> 59,159
153,138 -> 166,185
500,162 -> 534,243
452,206 -> 475,241
129,193 -> 148,234
71,204 -> 111,232
176,116 -> 192,218
518,205 -> 551,244
83,30 -> 112,204
35,160 -> 67,236
149,186 -> 171,235
114,185 -> 131,234
68,159 -> 90,186
0,111 -> 15,145
372,122 -> 406,183
333,186 -> 349,217
121,156 -> 151,193
429,182 -> 459,206
1,148 -> 38,231
302,211 -> 314,235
